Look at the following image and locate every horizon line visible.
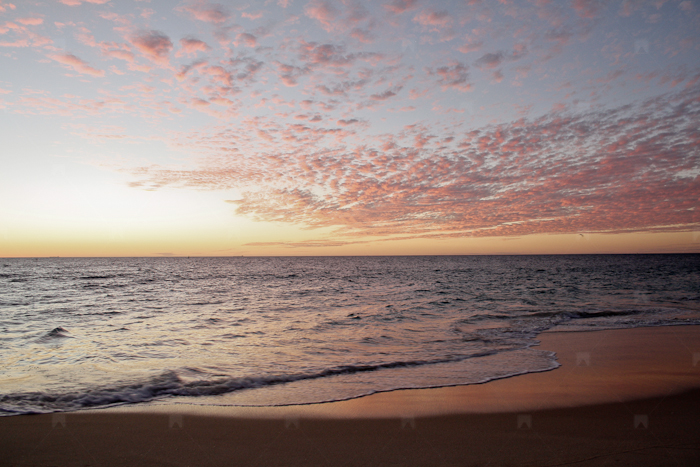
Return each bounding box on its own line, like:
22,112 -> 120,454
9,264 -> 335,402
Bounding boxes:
3,252 -> 699,259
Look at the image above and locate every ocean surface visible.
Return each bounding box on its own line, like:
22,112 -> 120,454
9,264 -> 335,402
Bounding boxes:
1,255 -> 699,415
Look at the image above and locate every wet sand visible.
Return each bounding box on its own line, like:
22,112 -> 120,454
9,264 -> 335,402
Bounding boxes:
2,325 -> 699,466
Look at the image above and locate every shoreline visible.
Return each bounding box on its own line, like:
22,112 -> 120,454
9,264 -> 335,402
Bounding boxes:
87,323 -> 700,419
2,324 -> 699,466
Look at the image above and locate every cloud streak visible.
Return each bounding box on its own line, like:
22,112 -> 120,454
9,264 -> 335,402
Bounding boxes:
49,53 -> 105,76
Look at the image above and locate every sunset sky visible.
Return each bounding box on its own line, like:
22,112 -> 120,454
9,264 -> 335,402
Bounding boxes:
0,0 -> 698,257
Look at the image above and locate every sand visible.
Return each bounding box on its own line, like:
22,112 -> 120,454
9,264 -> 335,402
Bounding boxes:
2,325 -> 699,466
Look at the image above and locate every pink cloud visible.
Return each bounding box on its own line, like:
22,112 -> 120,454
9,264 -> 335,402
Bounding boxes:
544,28 -> 573,46
413,9 -> 452,28
0,38 -> 28,47
242,11 -> 263,20
49,53 -> 105,77
129,85 -> 700,242
16,17 -> 43,26
0,3 -> 17,13
75,30 -> 136,63
346,3 -> 369,24
59,0 -> 110,5
228,56 -> 264,83
190,97 -> 210,108
177,1 -> 229,24
412,8 -> 455,41
571,0 -> 604,18
304,0 -> 338,32
428,62 -> 472,92
474,51 -> 504,69
202,65 -> 233,86
370,88 -> 400,101
679,1 -> 693,11
210,96 -> 234,106
129,30 -> 173,65
98,11 -> 131,26
177,37 -> 211,57
458,39 -> 483,54
175,59 -> 207,81
384,0 -> 419,14
350,27 -> 373,44
234,32 -> 257,48
103,47 -> 135,63
276,62 -> 309,86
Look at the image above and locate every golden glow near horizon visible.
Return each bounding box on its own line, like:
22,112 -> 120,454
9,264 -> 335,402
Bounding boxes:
0,0 -> 698,257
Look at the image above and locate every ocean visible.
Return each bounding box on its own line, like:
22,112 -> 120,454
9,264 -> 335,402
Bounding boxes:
1,255 -> 698,415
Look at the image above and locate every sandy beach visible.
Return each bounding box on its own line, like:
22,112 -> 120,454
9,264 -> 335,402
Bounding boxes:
2,325 -> 699,466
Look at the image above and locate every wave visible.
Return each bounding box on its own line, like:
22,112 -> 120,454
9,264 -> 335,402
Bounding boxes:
462,306 -> 688,323
35,327 -> 73,342
0,352 -> 498,415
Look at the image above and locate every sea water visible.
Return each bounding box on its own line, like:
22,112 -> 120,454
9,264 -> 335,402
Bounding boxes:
1,255 -> 698,415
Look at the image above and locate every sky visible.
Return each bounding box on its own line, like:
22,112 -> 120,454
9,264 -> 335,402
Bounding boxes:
0,0 -> 698,257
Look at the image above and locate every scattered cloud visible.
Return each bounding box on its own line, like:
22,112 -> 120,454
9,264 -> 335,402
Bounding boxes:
427,62 -> 472,92
234,32 -> 257,48
177,37 -> 211,57
384,0 -> 419,15
177,1 -> 230,24
131,85 -> 700,240
16,17 -> 43,25
49,53 -> 105,77
59,0 -> 110,6
304,0 -> 338,32
2,0 -> 698,251
129,30 -> 173,65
